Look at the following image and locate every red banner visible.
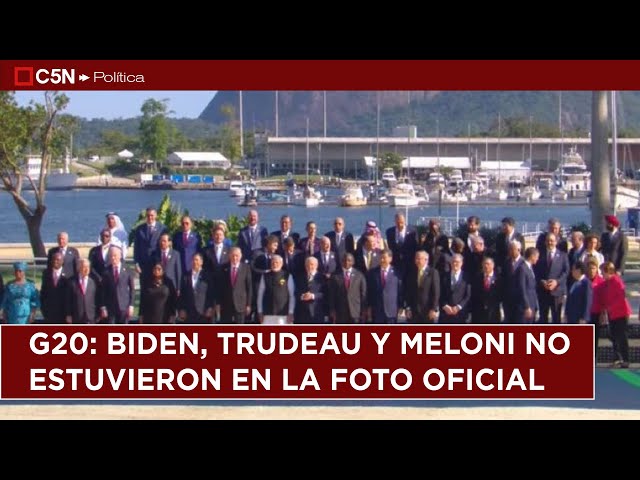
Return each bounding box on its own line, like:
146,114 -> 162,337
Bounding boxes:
0,325 -> 594,400
2,60 -> 640,90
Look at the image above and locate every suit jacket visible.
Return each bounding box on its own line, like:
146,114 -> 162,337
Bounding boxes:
88,244 -> 113,283
219,263 -> 253,314
536,233 -> 569,256
503,257 -> 524,304
133,222 -> 168,270
40,268 -> 70,323
237,225 -> 269,261
493,231 -> 526,269
282,249 -> 305,277
601,229 -> 627,274
516,262 -> 538,317
471,272 -> 503,324
439,271 -> 471,315
404,266 -> 440,320
152,248 -> 183,292
271,230 -> 300,255
534,249 -> 570,298
385,227 -> 418,272
178,269 -> 215,319
367,266 -> 402,321
325,230 -> 355,263
66,275 -> 101,324
203,243 -> 230,275
47,246 -> 80,278
172,230 -> 202,274
294,271 -> 327,323
329,269 -> 367,322
101,265 -> 136,314
354,247 -> 381,275
298,236 -> 321,257
565,276 -> 592,324
315,250 -> 339,278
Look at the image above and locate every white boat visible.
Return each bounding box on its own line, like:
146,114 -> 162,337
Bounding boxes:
228,180 -> 245,197
21,154 -> 77,191
340,186 -> 368,207
443,191 -> 469,203
553,147 -> 591,194
612,185 -> 640,210
522,186 -> 542,201
387,181 -> 420,207
381,168 -> 397,185
292,185 -> 322,207
489,189 -> 509,201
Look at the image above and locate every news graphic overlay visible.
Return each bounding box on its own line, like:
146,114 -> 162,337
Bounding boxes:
0,326 -> 594,400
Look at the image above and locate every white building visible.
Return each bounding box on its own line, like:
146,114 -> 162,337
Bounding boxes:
479,161 -> 531,181
167,152 -> 231,169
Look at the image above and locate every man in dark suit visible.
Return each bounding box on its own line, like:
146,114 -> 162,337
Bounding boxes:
326,217 -> 355,264
88,228 -> 114,284
133,207 -> 167,281
172,215 -> 202,275
354,233 -> 381,275
203,225 -> 230,276
536,217 -> 568,255
47,231 -> 80,278
294,256 -> 328,324
99,246 -> 135,324
464,235 -> 492,281
534,233 -> 570,324
564,261 -> 592,324
493,217 -> 526,271
420,219 -> 449,269
236,209 -> 268,262
502,239 -> 524,324
439,253 -> 471,324
271,214 -> 300,256
367,249 -> 402,324
315,236 -> 339,280
405,250 -> 440,324
218,247 -> 253,324
178,253 -> 215,324
459,216 -> 481,256
386,212 -> 417,275
65,258 -> 101,324
298,221 -> 321,258
471,257 -> 503,324
567,230 -> 586,291
601,214 -> 627,274
40,251 -> 70,324
515,247 -> 540,324
329,253 -> 367,324
251,235 -> 280,319
282,237 -> 304,277
153,233 -> 183,294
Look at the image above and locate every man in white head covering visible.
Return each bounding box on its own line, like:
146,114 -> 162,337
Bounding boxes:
101,212 -> 129,259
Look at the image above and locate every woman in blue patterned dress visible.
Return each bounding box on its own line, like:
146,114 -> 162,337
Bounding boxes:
0,262 -> 40,324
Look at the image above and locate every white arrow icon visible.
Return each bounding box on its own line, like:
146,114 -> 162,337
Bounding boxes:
79,74 -> 89,82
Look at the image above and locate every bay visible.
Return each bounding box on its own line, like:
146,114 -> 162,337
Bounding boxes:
0,188 -> 592,243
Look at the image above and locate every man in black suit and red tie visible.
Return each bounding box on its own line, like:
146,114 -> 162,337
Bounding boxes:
325,216 -> 355,264
218,247 -> 253,324
471,257 -> 503,324
315,236 -> 339,280
47,231 -> 80,278
386,212 -> 417,275
153,233 -> 183,295
237,209 -> 268,262
88,228 -> 115,284
172,215 -> 202,275
271,214 -> 300,256
367,249 -> 402,324
405,250 -> 440,324
439,253 -> 471,324
329,253 -> 367,324
534,233 -> 570,324
294,257 -> 327,324
65,258 -> 101,324
100,246 -> 135,324
40,251 -> 70,324
178,253 -> 215,324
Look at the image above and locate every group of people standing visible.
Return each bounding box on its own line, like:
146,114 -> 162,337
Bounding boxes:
0,208 -> 632,367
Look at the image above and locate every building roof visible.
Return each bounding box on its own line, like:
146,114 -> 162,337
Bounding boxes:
364,156 -> 471,169
169,152 -> 228,162
480,161 -> 531,171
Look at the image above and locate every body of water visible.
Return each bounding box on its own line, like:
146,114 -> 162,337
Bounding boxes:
0,188 -> 595,243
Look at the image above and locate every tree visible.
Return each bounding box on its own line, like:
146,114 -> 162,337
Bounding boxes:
218,103 -> 241,162
139,98 -> 171,167
379,152 -> 404,177
0,91 -> 70,257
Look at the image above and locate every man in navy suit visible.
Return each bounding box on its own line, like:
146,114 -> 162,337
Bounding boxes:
515,247 -> 540,324
386,212 -> 417,275
315,236 -> 339,280
493,217 -> 526,271
47,231 -> 80,278
40,252 -> 70,324
325,217 -> 355,264
471,257 -> 503,324
534,233 -> 570,324
294,257 -> 327,324
564,261 -> 592,324
237,209 -> 268,262
88,228 -> 115,283
367,249 -> 402,324
99,246 -> 135,324
153,233 -> 183,294
502,239 -> 524,324
439,253 -> 471,324
133,207 -> 167,281
271,214 -> 300,256
203,226 -> 230,275
172,215 -> 202,274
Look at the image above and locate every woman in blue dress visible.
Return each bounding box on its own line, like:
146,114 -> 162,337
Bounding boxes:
0,262 -> 40,324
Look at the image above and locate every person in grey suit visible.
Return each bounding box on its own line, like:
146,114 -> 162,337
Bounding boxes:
99,246 -> 135,324
294,257 -> 328,324
515,247 -> 540,324
329,253 -> 367,324
218,247 -> 253,324
65,258 -> 101,324
564,261 -> 592,324
367,249 -> 403,324
153,233 -> 182,295
534,233 -> 570,324
47,231 -> 80,278
439,253 -> 471,324
502,239 -> 524,324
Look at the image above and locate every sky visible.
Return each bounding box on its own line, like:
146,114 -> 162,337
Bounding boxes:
13,91 -> 218,120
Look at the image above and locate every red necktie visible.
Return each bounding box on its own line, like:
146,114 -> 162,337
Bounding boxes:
345,271 -> 351,289
183,232 -> 188,245
114,266 -> 119,284
382,269 -> 387,288
53,272 -> 59,287
484,276 -> 490,291
162,251 -> 168,267
231,266 -> 238,286
80,278 -> 86,295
